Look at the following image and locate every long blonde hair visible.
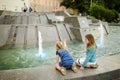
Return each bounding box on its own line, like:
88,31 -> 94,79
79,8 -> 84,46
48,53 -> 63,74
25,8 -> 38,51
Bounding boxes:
85,34 -> 97,50
56,41 -> 68,50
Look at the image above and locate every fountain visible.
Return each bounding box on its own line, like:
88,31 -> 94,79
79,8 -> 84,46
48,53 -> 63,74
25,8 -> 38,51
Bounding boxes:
1,11 -> 120,71
36,31 -> 46,60
97,21 -> 104,48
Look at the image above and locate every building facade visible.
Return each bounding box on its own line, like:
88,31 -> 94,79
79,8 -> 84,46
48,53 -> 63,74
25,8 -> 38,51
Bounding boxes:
0,0 -> 65,12
30,0 -> 65,12
0,0 -> 29,12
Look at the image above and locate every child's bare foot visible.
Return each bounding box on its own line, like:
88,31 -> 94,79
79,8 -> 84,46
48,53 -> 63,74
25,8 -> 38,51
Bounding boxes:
60,67 -> 66,76
72,66 -> 77,73
80,66 -> 84,70
90,63 -> 99,68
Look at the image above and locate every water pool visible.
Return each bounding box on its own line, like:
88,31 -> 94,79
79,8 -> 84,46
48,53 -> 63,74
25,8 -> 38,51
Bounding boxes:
0,26 -> 120,70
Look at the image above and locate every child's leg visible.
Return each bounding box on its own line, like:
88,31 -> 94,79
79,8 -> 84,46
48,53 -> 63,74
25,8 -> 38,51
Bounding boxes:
88,62 -> 99,68
55,63 -> 66,75
76,58 -> 90,69
75,61 -> 81,66
55,63 -> 61,70
75,59 -> 82,67
71,62 -> 77,73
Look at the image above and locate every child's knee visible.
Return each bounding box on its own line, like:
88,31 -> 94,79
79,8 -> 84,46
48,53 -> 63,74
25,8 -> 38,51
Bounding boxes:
75,61 -> 78,65
75,60 -> 82,66
55,63 -> 59,67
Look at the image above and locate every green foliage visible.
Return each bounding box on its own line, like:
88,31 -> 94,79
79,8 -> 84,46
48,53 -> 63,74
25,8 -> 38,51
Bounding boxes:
89,3 -> 104,19
61,0 -> 119,22
89,3 -> 119,22
95,0 -> 105,6
60,0 -> 91,14
104,0 -> 120,13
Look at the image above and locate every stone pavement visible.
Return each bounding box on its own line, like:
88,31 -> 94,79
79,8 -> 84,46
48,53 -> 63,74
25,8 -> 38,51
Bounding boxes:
0,54 -> 120,80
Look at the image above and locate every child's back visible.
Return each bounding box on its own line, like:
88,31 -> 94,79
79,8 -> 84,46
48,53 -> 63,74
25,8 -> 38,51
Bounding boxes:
56,48 -> 74,69
82,46 -> 96,67
76,34 -> 98,69
55,41 -> 77,75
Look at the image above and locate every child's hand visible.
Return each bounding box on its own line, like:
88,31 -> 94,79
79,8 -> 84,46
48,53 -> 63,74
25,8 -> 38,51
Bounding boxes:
80,66 -> 84,70
63,39 -> 66,44
63,39 -> 68,50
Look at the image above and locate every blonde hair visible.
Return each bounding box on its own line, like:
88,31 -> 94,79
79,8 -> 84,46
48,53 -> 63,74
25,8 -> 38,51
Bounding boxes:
56,41 -> 63,50
56,41 -> 68,50
85,34 -> 97,50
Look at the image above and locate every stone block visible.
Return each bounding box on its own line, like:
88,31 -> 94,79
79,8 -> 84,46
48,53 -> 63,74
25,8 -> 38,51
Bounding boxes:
0,16 -> 4,24
64,23 -> 75,40
3,15 -> 12,24
38,25 -> 59,42
64,16 -> 89,28
80,26 -> 100,42
10,12 -> 19,16
0,25 -> 11,47
0,10 -> 3,16
21,16 -> 28,24
6,25 -> 16,45
15,26 -> 26,46
78,17 -> 89,28
46,13 -> 56,20
36,16 -> 41,24
55,11 -> 69,17
70,27 -> 82,41
39,15 -> 48,24
102,22 -> 109,35
28,15 -> 38,24
26,26 -> 37,47
11,16 -> 17,24
14,16 -> 22,24
64,17 -> 80,27
56,23 -> 70,41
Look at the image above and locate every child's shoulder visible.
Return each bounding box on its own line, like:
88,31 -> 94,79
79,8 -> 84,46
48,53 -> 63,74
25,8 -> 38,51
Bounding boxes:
57,48 -> 63,53
88,46 -> 96,51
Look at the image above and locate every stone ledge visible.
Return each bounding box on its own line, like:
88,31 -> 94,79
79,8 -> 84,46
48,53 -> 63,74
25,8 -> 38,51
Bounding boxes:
0,55 -> 120,80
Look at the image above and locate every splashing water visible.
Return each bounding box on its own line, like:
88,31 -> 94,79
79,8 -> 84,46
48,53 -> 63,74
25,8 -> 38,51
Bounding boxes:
36,31 -> 46,60
97,22 -> 104,48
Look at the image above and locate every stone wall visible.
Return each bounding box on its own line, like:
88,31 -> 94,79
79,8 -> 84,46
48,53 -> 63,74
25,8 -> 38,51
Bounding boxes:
38,25 -> 59,42
0,25 -> 11,47
0,12 -> 109,47
15,26 -> 26,47
64,23 -> 75,40
0,10 -> 3,16
26,26 -> 37,47
0,24 -> 65,47
64,16 -> 109,42
55,23 -> 70,41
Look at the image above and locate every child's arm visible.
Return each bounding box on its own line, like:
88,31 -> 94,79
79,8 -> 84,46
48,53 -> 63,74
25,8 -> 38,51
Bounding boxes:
63,39 -> 68,50
56,55 -> 59,63
82,49 -> 94,67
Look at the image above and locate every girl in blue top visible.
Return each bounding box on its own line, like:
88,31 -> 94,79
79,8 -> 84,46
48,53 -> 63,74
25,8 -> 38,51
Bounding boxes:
76,34 -> 98,70
55,40 -> 77,75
